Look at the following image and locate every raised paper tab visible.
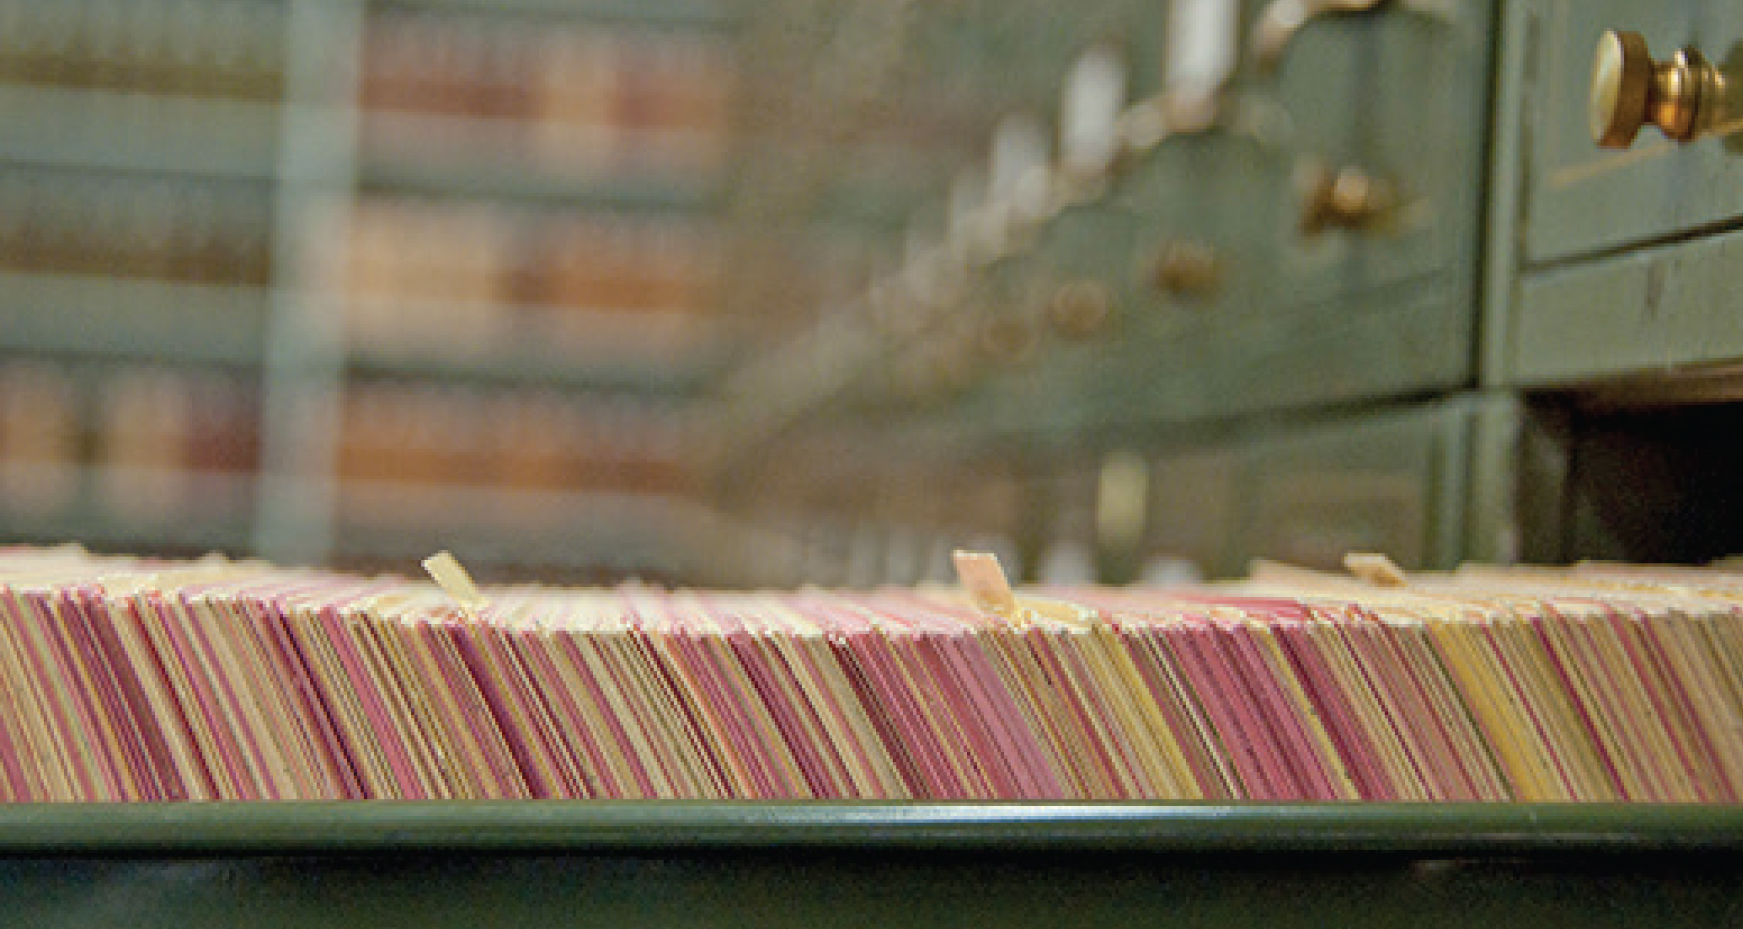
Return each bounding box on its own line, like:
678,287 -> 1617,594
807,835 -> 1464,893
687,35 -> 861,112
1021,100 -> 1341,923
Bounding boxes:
1343,552 -> 1409,588
953,549 -> 1018,615
423,550 -> 488,614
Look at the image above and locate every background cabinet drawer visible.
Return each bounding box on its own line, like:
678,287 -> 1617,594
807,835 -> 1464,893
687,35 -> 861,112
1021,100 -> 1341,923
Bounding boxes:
1234,401 -> 1466,573
1519,0 -> 1743,264
1509,221 -> 1743,386
1139,394 -> 1521,579
1261,0 -> 1493,304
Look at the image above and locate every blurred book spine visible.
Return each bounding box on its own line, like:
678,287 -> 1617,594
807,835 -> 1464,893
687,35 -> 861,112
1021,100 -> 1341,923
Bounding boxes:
0,171 -> 273,288
0,0 -> 285,101
358,11 -> 733,179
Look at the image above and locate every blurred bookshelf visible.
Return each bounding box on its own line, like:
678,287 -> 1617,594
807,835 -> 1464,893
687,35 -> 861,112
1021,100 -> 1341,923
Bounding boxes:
0,0 -> 746,584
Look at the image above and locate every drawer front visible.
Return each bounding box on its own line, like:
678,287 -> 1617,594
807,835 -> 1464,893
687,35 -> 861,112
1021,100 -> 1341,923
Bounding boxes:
1111,133 -> 1284,336
1260,0 -> 1493,305
1015,0 -> 1494,330
1510,222 -> 1743,385
961,273 -> 1471,440
1519,0 -> 1743,263
1246,0 -> 1364,313
1037,0 -> 1494,427
1138,395 -> 1521,578
1361,3 -> 1493,286
1236,395 -> 1523,573
1147,446 -> 1243,580
1236,405 -> 1458,572
1106,276 -> 1468,427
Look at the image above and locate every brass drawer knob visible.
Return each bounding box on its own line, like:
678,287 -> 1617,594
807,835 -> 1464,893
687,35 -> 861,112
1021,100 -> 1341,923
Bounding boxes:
1590,29 -> 1727,148
1048,280 -> 1115,339
980,314 -> 1039,365
1300,164 -> 1396,235
1145,241 -> 1222,299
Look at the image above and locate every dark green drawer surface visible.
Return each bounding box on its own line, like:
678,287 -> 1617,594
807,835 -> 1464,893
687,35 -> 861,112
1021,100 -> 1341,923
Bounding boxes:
1,804 -> 1741,928
0,801 -> 1738,853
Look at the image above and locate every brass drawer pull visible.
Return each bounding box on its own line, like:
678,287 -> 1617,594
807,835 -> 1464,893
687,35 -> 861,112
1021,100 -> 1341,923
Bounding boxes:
1590,29 -> 1729,148
1145,241 -> 1223,299
1299,163 -> 1397,235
